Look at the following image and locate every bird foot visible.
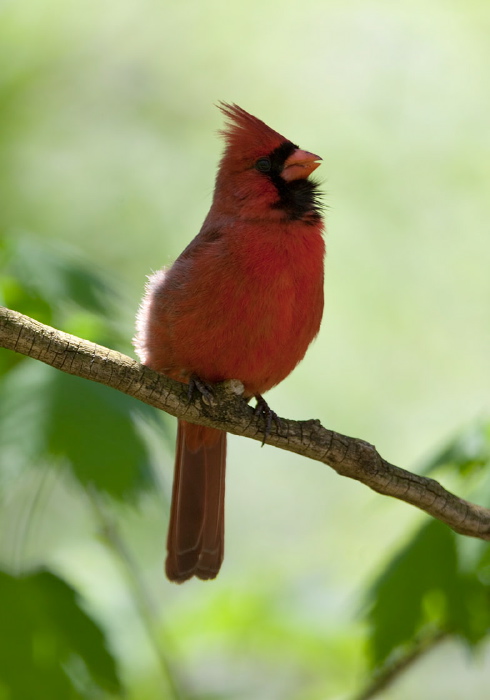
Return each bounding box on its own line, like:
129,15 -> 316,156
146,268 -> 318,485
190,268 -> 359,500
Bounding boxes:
254,394 -> 281,446
188,375 -> 215,405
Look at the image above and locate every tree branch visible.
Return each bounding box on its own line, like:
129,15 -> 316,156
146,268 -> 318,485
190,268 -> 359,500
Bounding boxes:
1,305 -> 490,540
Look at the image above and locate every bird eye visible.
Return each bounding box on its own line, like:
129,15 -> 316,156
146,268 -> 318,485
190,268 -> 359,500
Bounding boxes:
255,157 -> 272,173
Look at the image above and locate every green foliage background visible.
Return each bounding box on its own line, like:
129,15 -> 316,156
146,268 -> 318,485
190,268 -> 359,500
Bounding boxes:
1,1 -> 490,698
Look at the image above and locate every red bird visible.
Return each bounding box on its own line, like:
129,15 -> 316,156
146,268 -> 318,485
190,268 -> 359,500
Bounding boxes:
135,104 -> 325,582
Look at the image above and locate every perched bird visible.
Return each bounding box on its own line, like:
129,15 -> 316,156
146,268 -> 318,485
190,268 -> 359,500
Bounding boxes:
135,103 -> 325,582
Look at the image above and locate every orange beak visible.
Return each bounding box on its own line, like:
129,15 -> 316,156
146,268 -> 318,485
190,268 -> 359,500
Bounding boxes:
281,149 -> 322,182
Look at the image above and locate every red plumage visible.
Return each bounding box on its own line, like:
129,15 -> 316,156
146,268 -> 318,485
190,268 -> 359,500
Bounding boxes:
135,103 -> 325,582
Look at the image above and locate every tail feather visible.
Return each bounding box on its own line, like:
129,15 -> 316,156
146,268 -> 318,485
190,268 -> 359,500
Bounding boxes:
165,420 -> 226,582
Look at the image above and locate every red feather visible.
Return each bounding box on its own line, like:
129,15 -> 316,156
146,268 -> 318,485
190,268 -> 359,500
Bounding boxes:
135,104 -> 325,582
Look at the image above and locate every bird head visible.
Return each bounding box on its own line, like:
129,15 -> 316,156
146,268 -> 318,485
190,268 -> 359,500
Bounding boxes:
212,103 -> 322,223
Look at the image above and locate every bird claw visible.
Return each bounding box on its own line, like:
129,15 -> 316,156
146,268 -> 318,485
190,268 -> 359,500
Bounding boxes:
254,394 -> 281,446
188,375 -> 215,405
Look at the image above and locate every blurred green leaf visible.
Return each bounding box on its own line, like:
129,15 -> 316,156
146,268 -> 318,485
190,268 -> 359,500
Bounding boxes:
47,371 -> 154,499
1,274 -> 53,324
1,232 -> 130,373
0,360 -> 51,485
0,269 -> 54,374
0,568 -> 121,699
3,231 -> 119,325
423,422 -> 490,477
455,572 -> 490,647
0,231 -> 162,499
0,360 -> 155,500
366,521 -> 458,667
366,520 -> 490,670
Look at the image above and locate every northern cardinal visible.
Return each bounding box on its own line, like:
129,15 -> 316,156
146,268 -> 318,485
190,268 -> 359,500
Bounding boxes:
135,104 -> 325,582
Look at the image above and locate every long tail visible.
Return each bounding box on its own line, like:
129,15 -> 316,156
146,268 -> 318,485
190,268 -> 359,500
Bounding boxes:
165,420 -> 226,582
